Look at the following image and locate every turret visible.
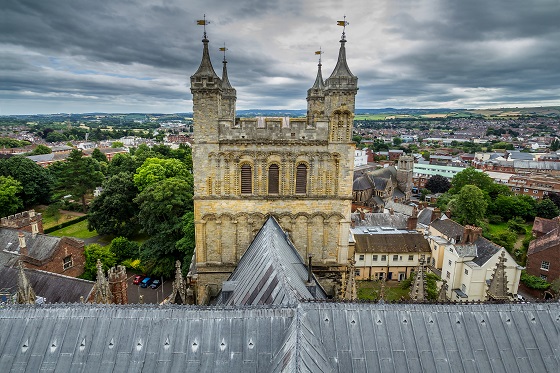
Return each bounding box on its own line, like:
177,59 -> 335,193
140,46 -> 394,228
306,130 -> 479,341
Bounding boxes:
220,46 -> 236,122
306,52 -> 325,126
190,29 -> 222,143
324,22 -> 358,143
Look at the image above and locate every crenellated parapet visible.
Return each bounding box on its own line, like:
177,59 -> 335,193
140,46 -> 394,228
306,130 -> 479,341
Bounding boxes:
0,210 -> 43,234
219,117 -> 328,142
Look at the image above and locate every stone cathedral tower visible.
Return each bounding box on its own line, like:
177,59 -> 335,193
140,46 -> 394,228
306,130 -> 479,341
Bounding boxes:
190,28 -> 358,304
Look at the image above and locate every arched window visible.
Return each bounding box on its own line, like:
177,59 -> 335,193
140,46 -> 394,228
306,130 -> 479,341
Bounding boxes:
295,164 -> 308,194
268,164 -> 279,194
240,164 -> 252,194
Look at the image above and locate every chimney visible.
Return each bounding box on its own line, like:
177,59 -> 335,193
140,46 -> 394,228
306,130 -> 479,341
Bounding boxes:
18,232 -> 28,257
445,209 -> 452,218
463,226 -> 473,244
389,208 -> 394,215
432,208 -> 441,222
407,207 -> 418,230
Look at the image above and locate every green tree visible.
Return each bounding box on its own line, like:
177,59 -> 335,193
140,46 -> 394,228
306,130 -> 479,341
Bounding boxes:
453,185 -> 487,225
352,135 -> 363,145
45,131 -> 67,142
82,243 -> 117,281
111,141 -> 124,148
489,195 -> 536,221
421,151 -> 430,160
88,172 -> 139,237
425,175 -> 451,194
27,144 -> 52,155
535,198 -> 560,219
133,157 -> 191,191
50,149 -> 104,212
392,137 -> 403,146
110,236 -> 140,263
44,203 -> 62,223
491,230 -> 517,252
176,211 -> 196,273
0,156 -> 54,206
550,138 -> 560,151
107,153 -> 140,176
134,177 -> 194,277
91,148 -> 108,163
0,176 -> 23,217
450,167 -> 494,194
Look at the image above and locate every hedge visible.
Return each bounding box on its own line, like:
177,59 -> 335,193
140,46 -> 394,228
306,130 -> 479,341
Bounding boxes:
44,215 -> 88,234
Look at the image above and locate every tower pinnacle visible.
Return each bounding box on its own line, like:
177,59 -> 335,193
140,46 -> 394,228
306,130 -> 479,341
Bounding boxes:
325,18 -> 358,91
191,16 -> 220,86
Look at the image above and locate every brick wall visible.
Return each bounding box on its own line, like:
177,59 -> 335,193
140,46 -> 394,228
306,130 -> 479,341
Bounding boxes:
24,237 -> 85,278
526,244 -> 560,282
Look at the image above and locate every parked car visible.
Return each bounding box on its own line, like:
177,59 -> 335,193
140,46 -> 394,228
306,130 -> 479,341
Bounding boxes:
150,279 -> 161,289
140,277 -> 153,288
133,275 -> 146,285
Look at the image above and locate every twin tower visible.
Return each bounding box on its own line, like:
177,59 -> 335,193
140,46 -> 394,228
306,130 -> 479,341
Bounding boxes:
190,27 -> 358,303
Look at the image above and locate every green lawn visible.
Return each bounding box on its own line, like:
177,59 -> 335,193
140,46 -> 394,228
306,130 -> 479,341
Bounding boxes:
357,280 -> 410,302
49,219 -> 99,239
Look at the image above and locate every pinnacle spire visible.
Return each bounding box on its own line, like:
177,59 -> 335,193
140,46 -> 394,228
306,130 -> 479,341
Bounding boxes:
191,16 -> 220,83
169,260 -> 188,305
16,260 -> 36,304
310,49 -> 325,92
325,18 -> 358,91
487,251 -> 511,301
91,259 -> 112,304
409,257 -> 427,302
220,45 -> 236,95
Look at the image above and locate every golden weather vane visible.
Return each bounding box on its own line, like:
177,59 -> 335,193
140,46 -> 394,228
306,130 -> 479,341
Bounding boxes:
337,15 -> 349,39
196,14 -> 210,38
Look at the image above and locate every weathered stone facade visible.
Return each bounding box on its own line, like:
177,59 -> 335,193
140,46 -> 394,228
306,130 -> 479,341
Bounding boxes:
190,29 -> 358,303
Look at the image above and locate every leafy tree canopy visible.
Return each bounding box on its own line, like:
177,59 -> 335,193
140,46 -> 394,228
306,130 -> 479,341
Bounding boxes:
425,175 -> 451,194
111,141 -> 124,148
26,144 -> 52,155
450,167 -> 494,194
452,185 -> 488,225
91,148 -> 108,163
110,236 -> 140,263
0,156 -> 54,206
488,195 -> 536,221
88,172 -> 139,237
133,157 -> 191,191
0,176 -> 23,217
107,153 -> 140,176
535,198 -> 560,219
81,243 -> 117,281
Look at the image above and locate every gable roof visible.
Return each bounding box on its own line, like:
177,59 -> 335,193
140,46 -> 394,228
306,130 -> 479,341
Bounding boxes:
0,228 -> 63,263
214,216 -> 327,306
528,227 -> 560,255
0,267 -> 93,303
0,302 -> 558,373
533,217 -> 560,237
351,212 -> 408,229
353,231 -> 431,254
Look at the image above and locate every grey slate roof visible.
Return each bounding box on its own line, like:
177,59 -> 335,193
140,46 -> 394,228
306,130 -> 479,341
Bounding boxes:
417,208 -> 434,227
0,267 -> 93,303
0,302 -> 558,373
351,212 -> 408,229
0,228 -> 63,263
214,217 -> 327,306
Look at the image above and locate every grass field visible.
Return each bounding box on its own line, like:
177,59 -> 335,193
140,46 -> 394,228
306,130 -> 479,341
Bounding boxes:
354,114 -> 389,120
357,280 -> 410,302
49,219 -> 99,239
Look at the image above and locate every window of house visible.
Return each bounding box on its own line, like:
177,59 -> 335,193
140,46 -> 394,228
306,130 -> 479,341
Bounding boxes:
372,255 -> 378,261
461,284 -> 466,293
533,190 -> 538,194
540,274 -> 548,281
295,164 -> 308,194
393,255 -> 398,261
446,271 -> 450,279
358,254 -> 365,261
240,164 -> 252,194
381,255 -> 386,261
448,260 -> 452,266
464,269 -> 469,275
432,258 -> 435,266
408,255 -> 413,261
524,188 -> 529,192
63,255 -> 73,270
541,261 -> 550,271
355,269 -> 361,276
268,164 -> 279,194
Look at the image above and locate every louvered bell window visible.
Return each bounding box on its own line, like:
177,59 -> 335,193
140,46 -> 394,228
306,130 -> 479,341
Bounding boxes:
268,164 -> 279,194
295,164 -> 307,194
240,164 -> 252,194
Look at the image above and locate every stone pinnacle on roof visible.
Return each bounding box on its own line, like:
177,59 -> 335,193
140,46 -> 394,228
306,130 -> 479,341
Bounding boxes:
325,18 -> 358,91
191,16 -> 220,82
486,251 -> 511,301
169,260 -> 188,305
220,45 -> 236,96
310,51 -> 325,91
409,257 -> 427,302
91,259 -> 112,304
437,280 -> 448,302
16,260 -> 36,304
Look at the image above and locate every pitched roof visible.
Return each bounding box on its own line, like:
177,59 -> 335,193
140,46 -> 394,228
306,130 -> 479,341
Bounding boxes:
532,217 -> 560,237
1,302 -> 558,373
351,212 -> 408,229
214,216 -> 327,306
528,227 -> 560,255
353,231 -> 431,254
0,267 -> 93,303
0,228 -> 62,263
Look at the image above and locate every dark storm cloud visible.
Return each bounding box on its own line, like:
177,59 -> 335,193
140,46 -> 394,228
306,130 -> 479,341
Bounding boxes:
1,0 -> 559,114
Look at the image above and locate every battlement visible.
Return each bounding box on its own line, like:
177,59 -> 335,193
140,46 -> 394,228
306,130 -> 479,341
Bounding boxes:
108,265 -> 128,305
219,117 -> 328,142
1,210 -> 43,234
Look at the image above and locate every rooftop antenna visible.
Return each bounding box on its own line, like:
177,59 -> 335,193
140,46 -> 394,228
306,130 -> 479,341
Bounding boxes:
197,14 -> 210,39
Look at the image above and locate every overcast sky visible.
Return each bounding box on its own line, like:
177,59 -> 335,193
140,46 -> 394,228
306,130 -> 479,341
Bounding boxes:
1,0 -> 560,115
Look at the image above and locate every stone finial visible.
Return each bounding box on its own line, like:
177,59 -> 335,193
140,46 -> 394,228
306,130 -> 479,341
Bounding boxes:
378,278 -> 386,303
91,259 -> 112,304
342,258 -> 357,301
409,257 -> 426,302
487,251 -> 511,301
437,280 -> 448,302
16,260 -> 36,304
169,260 -> 188,305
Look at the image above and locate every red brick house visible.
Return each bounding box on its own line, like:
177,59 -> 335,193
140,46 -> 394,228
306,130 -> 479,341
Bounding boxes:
0,210 -> 85,277
526,216 -> 560,282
